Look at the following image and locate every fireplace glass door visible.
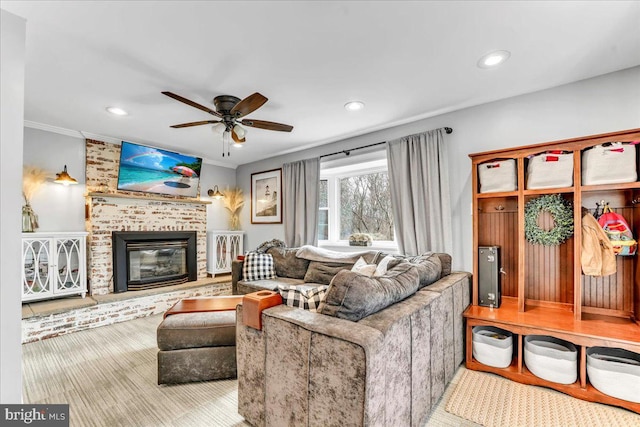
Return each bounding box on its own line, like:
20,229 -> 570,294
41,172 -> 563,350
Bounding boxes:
127,241 -> 188,290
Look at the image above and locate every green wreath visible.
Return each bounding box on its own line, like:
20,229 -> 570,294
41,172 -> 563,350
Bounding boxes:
525,194 -> 574,246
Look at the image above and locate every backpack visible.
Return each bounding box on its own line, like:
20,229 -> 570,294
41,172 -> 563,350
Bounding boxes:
597,206 -> 637,256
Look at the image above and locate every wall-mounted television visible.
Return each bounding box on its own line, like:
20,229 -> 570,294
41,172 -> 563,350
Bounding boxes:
117,141 -> 203,198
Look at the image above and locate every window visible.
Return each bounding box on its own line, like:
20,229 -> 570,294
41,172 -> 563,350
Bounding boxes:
339,172 -> 394,240
318,153 -> 395,247
318,179 -> 329,240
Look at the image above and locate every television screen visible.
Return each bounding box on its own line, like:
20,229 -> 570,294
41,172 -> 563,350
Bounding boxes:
117,141 -> 203,198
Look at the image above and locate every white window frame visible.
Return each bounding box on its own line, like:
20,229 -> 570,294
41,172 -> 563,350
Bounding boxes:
317,179 -> 330,241
318,156 -> 398,252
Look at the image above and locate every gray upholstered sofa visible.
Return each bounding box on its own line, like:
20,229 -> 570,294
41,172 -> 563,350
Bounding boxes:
232,245 -> 382,295
234,246 -> 471,426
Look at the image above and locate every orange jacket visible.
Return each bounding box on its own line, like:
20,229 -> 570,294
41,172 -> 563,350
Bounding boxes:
581,213 -> 616,276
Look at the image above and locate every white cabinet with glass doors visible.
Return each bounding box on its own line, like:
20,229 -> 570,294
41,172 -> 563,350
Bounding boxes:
22,232 -> 88,302
207,231 -> 244,275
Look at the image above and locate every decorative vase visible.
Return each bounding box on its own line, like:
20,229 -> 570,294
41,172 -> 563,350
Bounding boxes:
22,203 -> 39,232
229,213 -> 240,231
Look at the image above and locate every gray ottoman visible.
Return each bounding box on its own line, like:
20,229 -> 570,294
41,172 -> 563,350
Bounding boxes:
157,310 -> 237,384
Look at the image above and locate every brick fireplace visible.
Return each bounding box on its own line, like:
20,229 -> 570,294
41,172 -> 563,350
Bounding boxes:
85,139 -> 208,296
21,139 -> 226,343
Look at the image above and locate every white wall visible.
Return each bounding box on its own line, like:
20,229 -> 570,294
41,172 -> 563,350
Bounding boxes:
23,128 -> 239,232
237,66 -> 640,271
23,127 -> 86,231
1,8 -> 25,403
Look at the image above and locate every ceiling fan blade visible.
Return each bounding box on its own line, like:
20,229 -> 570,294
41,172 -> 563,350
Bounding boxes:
162,91 -> 221,117
231,129 -> 246,143
230,92 -> 268,118
241,119 -> 293,132
170,120 -> 221,128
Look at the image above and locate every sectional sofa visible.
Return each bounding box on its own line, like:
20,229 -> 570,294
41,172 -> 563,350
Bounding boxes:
233,246 -> 471,426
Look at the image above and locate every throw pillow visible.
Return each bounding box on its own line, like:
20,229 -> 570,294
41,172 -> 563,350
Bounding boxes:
351,257 -> 377,277
321,262 -> 421,321
267,247 -> 310,279
374,255 -> 397,277
278,284 -> 328,312
242,252 -> 276,281
303,261 -> 353,285
406,252 -> 442,288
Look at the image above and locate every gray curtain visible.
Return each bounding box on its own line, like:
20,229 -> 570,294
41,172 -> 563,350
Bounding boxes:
283,158 -> 320,247
386,128 -> 452,255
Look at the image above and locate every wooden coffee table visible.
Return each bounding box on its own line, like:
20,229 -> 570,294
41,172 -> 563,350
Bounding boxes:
164,295 -> 243,318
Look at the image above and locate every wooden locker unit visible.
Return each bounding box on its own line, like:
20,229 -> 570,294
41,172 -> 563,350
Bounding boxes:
465,128 -> 640,413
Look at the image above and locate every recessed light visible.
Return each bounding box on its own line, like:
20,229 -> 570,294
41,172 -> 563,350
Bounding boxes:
344,101 -> 365,111
106,106 -> 128,116
477,50 -> 511,69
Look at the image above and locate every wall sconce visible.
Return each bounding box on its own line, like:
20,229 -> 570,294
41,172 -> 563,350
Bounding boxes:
207,185 -> 224,199
54,165 -> 78,186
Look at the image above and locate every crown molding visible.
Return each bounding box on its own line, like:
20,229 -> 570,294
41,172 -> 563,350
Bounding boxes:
23,121 -> 237,169
24,120 -> 84,139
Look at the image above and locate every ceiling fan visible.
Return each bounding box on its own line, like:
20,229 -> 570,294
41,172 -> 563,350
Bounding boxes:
162,91 -> 293,156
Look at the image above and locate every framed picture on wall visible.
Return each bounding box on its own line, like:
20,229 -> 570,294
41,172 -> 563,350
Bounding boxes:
251,168 -> 283,224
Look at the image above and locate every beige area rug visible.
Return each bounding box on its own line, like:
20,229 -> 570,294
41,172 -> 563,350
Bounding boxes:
446,369 -> 640,427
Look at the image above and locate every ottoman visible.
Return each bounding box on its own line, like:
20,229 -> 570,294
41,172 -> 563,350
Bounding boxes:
157,301 -> 239,385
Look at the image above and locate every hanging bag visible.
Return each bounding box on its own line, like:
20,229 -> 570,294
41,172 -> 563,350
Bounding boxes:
597,206 -> 637,256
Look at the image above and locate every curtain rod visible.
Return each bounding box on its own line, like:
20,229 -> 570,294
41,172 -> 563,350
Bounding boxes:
319,127 -> 453,159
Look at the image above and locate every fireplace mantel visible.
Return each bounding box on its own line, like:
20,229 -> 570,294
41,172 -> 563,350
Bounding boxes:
88,192 -> 212,205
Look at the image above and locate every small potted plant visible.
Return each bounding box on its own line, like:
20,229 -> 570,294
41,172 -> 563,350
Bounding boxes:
348,233 -> 372,247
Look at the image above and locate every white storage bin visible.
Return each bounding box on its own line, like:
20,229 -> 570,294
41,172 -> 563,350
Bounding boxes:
472,326 -> 513,368
524,335 -> 577,384
582,142 -> 637,185
478,159 -> 517,193
587,347 -> 640,403
526,152 -> 574,189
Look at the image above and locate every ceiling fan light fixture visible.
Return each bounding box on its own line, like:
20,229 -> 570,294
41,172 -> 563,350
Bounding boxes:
106,106 -> 128,116
163,91 -> 293,158
233,141 -> 244,148
212,122 -> 227,134
233,124 -> 247,139
344,101 -> 365,111
477,50 -> 511,69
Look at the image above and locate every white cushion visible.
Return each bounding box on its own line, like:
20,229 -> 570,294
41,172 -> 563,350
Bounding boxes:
374,255 -> 395,277
351,256 -> 377,277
